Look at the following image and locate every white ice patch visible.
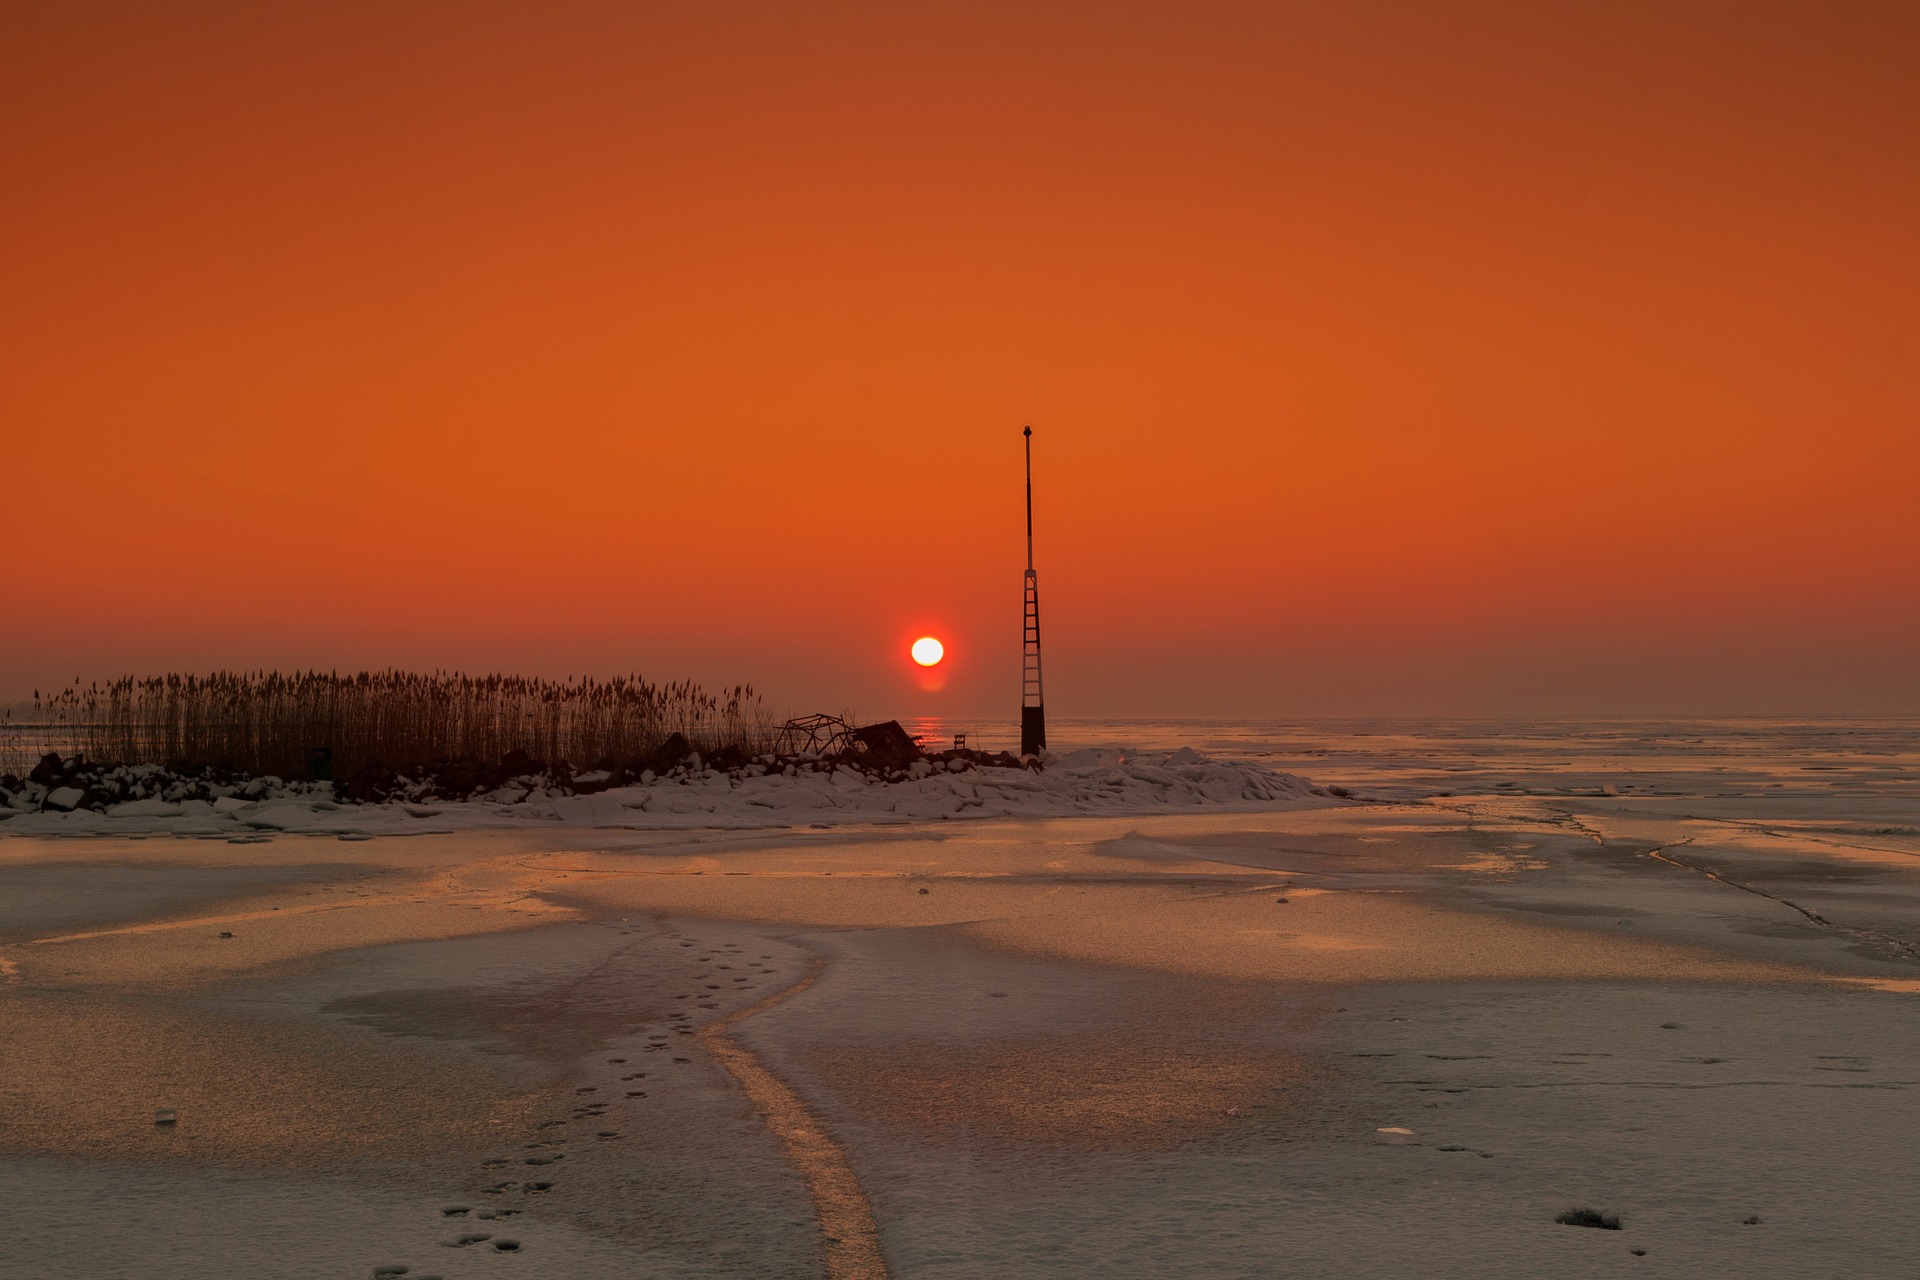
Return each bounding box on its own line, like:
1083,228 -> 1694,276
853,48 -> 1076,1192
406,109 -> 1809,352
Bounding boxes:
105,799 -> 185,818
240,803 -> 318,830
550,794 -> 634,824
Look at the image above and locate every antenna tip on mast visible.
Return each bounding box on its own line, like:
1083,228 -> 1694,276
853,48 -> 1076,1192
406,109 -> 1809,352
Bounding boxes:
1023,425 -> 1031,437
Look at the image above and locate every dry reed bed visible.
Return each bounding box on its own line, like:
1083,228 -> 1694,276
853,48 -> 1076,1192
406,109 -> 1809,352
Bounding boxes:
2,672 -> 777,779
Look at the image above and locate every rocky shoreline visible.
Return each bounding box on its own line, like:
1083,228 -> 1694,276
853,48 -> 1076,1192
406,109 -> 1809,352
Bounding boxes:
0,733 -> 1040,816
0,741 -> 1328,836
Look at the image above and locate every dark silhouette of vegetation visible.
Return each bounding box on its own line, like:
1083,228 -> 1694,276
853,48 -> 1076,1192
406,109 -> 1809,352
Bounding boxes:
5,671 -> 774,780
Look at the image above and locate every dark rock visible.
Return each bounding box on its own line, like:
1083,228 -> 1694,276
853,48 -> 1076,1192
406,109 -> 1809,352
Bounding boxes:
706,744 -> 746,773
29,752 -> 64,786
847,721 -> 920,771
653,733 -> 694,772
500,749 -> 543,776
342,764 -> 397,803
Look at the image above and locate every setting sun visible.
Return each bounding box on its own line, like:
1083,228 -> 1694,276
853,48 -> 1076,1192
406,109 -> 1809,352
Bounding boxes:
910,636 -> 945,667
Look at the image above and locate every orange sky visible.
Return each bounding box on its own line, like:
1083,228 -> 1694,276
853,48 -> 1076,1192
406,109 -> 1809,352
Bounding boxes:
3,1 -> 1916,718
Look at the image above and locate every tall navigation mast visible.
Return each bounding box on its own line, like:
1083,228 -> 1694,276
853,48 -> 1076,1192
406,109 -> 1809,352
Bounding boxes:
1021,426 -> 1047,757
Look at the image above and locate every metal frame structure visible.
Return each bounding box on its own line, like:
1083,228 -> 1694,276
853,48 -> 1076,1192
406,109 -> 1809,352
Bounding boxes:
775,713 -> 855,757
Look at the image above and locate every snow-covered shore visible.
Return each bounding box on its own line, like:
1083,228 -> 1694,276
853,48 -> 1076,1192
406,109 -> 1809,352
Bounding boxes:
0,747 -> 1332,839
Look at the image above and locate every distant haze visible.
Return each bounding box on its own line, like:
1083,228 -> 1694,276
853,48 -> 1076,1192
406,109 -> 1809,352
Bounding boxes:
3,1 -> 1915,718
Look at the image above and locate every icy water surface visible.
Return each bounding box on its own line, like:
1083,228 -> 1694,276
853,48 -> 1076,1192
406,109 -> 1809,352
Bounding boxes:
3,718 -> 1917,1279
918,716 -> 1920,800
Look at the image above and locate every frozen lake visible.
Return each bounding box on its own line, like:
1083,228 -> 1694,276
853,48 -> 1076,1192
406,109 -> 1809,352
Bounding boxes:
2,719 -> 1915,1278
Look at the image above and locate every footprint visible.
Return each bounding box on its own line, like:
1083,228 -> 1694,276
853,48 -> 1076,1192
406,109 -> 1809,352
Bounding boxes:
373,1267 -> 411,1278
439,1206 -> 471,1217
672,1057 -> 691,1064
492,1239 -> 522,1253
524,1181 -> 553,1194
442,1233 -> 492,1248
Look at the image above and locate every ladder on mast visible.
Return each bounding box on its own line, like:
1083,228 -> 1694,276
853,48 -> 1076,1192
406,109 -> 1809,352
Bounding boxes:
1020,426 -> 1047,757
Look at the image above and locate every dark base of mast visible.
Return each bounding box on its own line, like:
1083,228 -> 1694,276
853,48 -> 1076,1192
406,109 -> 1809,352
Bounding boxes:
1021,705 -> 1047,757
